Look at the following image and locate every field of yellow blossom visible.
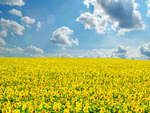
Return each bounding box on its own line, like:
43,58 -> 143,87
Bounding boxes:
0,58 -> 150,113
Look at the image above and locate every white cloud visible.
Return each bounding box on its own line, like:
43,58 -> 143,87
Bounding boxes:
0,18 -> 25,35
21,16 -> 35,24
14,47 -> 23,52
83,0 -> 91,8
44,52 -> 73,58
76,12 -> 107,34
26,24 -> 31,28
36,21 -> 41,31
0,10 -> 2,14
147,0 -> 150,17
0,37 -> 6,46
61,47 -> 66,50
139,42 -> 150,58
50,27 -> 78,47
126,47 -> 142,60
0,46 -> 23,53
111,46 -> 144,59
54,53 -> 73,58
112,46 -> 127,59
24,46 -> 44,55
57,47 -> 146,60
81,49 -> 113,58
0,30 -> 7,37
0,45 -> 149,60
0,46 -> 44,57
0,0 -> 25,6
82,49 -> 103,58
28,54 -> 44,57
113,46 -> 127,53
147,10 -> 150,17
9,9 -> 22,17
147,0 -> 150,7
72,38 -> 78,46
111,53 -> 126,59
79,0 -> 145,35
79,47 -> 145,59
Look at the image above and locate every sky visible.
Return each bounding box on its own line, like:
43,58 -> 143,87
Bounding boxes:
0,0 -> 150,59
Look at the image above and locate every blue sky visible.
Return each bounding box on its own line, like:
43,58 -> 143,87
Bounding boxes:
0,0 -> 150,59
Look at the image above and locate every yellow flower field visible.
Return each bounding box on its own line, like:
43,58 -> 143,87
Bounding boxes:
0,58 -> 150,113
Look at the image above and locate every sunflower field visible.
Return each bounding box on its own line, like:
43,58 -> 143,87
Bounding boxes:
0,58 -> 150,113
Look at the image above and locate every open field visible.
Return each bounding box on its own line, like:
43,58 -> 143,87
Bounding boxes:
0,58 -> 150,113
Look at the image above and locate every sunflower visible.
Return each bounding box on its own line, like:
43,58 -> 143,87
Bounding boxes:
83,106 -> 89,113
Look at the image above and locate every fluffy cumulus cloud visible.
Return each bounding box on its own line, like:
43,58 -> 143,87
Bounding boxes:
54,53 -> 73,58
0,37 -> 6,46
9,9 -> 22,17
139,42 -> 150,58
82,49 -> 103,58
81,49 -> 113,58
21,16 -> 35,24
112,46 -> 127,59
0,47 -> 23,53
72,38 -> 78,46
24,46 -> 44,55
113,46 -> 127,53
147,10 -> 150,17
79,47 -> 145,59
25,24 -> 31,28
0,45 -> 44,57
36,21 -> 41,31
147,0 -> 150,17
78,0 -> 145,35
50,27 -> 78,47
0,30 -> 7,37
0,0 -> 25,6
0,18 -> 25,35
76,12 -> 107,34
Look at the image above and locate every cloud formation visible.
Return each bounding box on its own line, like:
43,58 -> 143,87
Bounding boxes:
139,42 -> 150,57
82,49 -> 103,58
26,24 -> 31,28
76,12 -> 107,34
0,45 -> 44,57
113,46 -> 127,53
9,9 -> 22,17
55,53 -> 73,58
24,46 -> 44,54
78,0 -> 145,35
0,18 -> 25,35
112,46 -> 127,59
21,16 -> 35,24
0,47 -> 23,53
0,30 -> 7,37
0,37 -> 6,46
50,27 -> 78,47
80,47 -> 144,59
0,0 -> 25,6
36,21 -> 41,31
147,0 -> 150,17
